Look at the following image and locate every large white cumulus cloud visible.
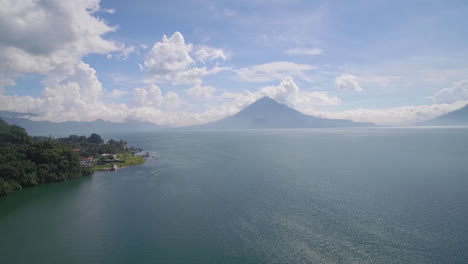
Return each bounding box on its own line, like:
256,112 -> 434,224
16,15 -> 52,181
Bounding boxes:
0,0 -> 118,89
144,32 -> 194,75
133,84 -> 182,110
0,61 -> 129,122
0,0 -> 132,122
194,46 -> 228,63
143,32 -> 229,85
0,15 -> 232,126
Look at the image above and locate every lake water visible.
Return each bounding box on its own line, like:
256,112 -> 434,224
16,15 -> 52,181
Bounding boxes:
1,128 -> 468,263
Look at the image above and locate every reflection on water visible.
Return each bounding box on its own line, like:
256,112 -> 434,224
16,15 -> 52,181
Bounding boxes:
1,128 -> 468,263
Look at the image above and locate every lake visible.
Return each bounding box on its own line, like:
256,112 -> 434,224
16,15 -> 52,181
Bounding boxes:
1,128 -> 467,263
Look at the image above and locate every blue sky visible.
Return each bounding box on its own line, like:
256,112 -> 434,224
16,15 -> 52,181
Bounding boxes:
1,0 -> 468,126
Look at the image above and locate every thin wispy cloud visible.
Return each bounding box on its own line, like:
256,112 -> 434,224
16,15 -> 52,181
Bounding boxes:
285,48 -> 323,56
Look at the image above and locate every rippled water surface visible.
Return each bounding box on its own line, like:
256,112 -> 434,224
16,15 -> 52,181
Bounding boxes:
1,128 -> 468,263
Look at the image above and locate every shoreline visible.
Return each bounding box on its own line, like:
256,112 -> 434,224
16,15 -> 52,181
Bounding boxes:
93,153 -> 147,172
93,159 -> 147,171
0,154 -> 149,197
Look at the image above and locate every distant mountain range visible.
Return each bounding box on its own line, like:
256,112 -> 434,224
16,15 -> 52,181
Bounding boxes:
10,100 -> 467,133
0,111 -> 161,136
420,104 -> 468,126
186,96 -> 375,129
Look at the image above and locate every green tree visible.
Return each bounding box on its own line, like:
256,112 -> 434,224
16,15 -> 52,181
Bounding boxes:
0,178 -> 22,196
87,133 -> 103,144
0,118 -> 31,144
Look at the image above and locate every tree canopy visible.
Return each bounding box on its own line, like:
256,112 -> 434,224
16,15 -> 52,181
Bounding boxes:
0,118 -> 30,144
0,118 -> 91,196
87,133 -> 103,144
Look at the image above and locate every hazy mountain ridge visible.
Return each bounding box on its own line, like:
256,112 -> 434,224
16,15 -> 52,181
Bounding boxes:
0,114 -> 161,136
186,97 -> 375,129
420,104 -> 468,126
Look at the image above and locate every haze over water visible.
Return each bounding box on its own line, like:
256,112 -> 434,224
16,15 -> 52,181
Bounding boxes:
1,128 -> 467,263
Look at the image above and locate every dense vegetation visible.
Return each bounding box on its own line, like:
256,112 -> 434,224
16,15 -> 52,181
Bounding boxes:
55,134 -> 133,157
0,119 -> 141,196
0,118 -> 92,195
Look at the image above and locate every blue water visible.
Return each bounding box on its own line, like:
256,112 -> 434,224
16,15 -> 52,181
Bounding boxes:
1,128 -> 467,263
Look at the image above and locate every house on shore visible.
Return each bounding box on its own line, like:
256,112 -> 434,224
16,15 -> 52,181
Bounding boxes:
80,156 -> 94,167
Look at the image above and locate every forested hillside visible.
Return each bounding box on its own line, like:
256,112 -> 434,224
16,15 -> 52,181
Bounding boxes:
0,118 -> 92,196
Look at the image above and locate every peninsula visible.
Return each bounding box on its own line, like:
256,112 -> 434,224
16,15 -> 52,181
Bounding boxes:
0,118 -> 146,196
53,133 -> 147,172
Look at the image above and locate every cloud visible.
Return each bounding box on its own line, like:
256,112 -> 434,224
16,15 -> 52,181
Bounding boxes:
285,48 -> 323,56
308,100 -> 468,126
431,80 -> 468,103
0,0 -> 139,123
258,77 -> 341,107
236,61 -> 316,83
158,66 -> 229,85
143,32 -> 229,85
133,84 -> 163,107
0,94 -> 43,114
0,61 -> 130,122
4,62 -> 462,127
103,8 -> 116,14
194,46 -> 228,63
144,32 -> 194,74
104,89 -> 128,99
0,26 -> 228,126
0,0 -> 119,89
111,45 -> 137,60
166,77 -> 341,127
187,84 -> 217,98
164,91 -> 183,109
132,84 -> 182,110
13,75 -> 339,127
335,74 -> 363,92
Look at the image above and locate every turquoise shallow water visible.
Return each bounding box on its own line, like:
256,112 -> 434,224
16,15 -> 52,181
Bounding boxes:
1,128 -> 468,263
